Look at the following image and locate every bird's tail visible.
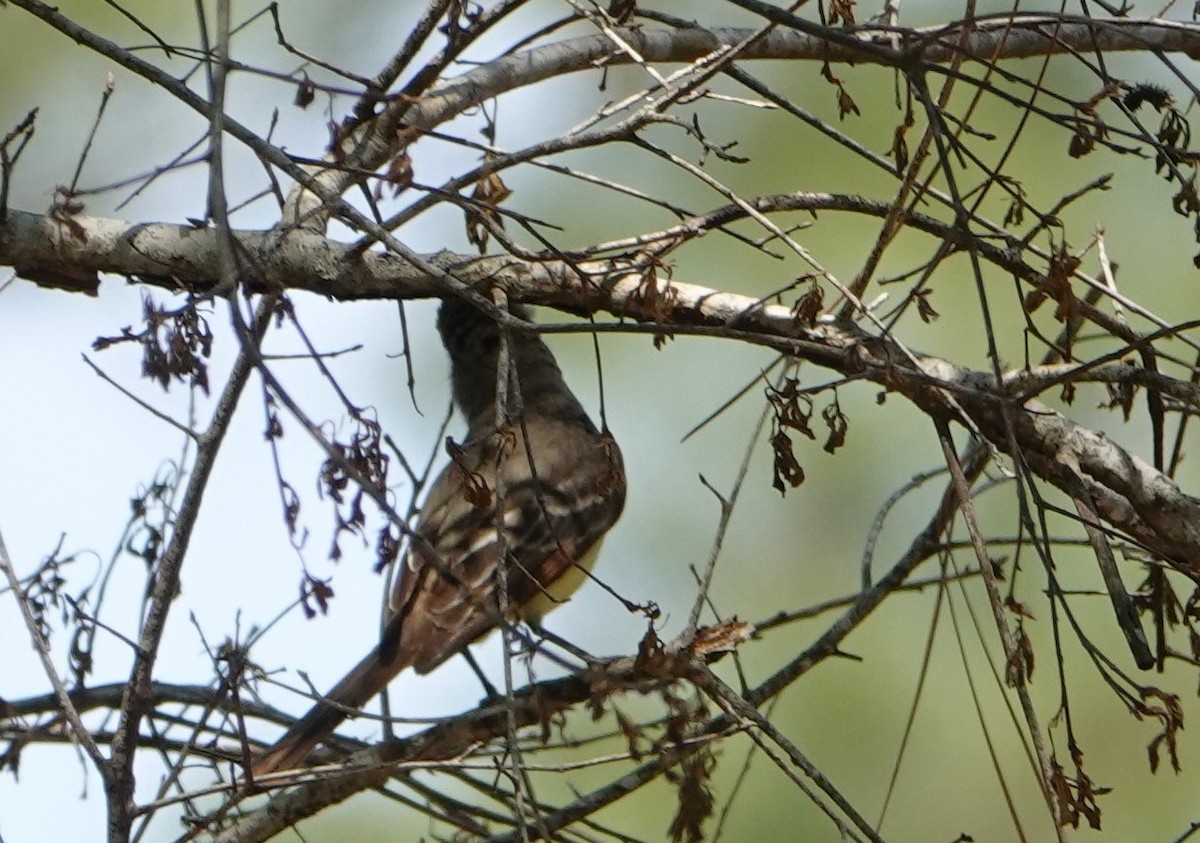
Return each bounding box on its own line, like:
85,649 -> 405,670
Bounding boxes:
249,644 -> 407,780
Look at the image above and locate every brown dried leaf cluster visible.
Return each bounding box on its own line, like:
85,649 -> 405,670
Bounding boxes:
766,378 -> 815,494
93,296 -> 214,393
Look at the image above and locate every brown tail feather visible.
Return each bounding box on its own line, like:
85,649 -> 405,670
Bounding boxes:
250,646 -> 408,779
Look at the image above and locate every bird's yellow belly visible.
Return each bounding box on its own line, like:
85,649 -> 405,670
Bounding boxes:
518,540 -> 604,624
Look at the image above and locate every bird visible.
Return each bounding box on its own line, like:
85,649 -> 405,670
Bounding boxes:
250,295 -> 626,777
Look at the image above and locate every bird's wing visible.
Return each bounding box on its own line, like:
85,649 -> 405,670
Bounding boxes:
387,417 -> 625,673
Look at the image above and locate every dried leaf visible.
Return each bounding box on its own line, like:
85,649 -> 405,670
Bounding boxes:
837,87 -> 861,120
791,280 -> 823,326
1052,750 -> 1105,830
667,750 -> 715,843
446,436 -> 492,508
1005,623 -> 1035,684
465,156 -> 512,252
375,522 -> 402,574
316,411 -> 391,562
829,0 -> 856,25
300,573 -> 334,619
615,708 -> 645,760
627,252 -> 677,345
382,148 -> 413,197
914,288 -> 939,323
634,624 -> 666,675
890,122 -> 909,171
821,62 -> 860,121
821,400 -> 848,454
1068,129 -> 1094,158
1143,686 -> 1184,774
1032,244 -> 1082,323
1005,595 -> 1036,620
294,74 -> 315,108
766,378 -> 816,438
770,430 -> 804,494
1100,380 -> 1137,421
766,379 -> 814,494
690,619 -> 755,660
281,481 -> 300,536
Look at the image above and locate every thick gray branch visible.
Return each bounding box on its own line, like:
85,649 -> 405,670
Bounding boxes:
3,207 -> 1198,579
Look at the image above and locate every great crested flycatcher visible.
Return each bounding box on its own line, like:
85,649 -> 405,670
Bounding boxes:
251,296 -> 626,777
